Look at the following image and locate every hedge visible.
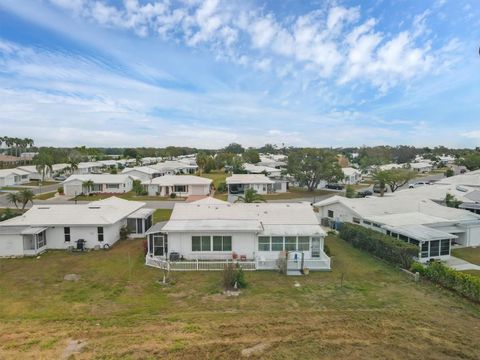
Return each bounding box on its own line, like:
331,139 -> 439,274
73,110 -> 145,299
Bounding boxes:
411,261 -> 480,303
339,223 -> 418,269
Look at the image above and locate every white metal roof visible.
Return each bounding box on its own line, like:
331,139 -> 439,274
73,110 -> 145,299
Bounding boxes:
191,197 -> 229,205
226,174 -> 275,185
144,175 -> 212,186
0,197 -> 145,226
243,163 -> 280,174
342,167 -> 361,176
63,174 -> 132,184
388,183 -> 477,203
437,172 -> 480,187
0,168 -> 30,177
128,208 -> 155,219
162,202 -> 324,235
122,166 -> 159,175
77,162 -> 103,169
382,224 -> 457,242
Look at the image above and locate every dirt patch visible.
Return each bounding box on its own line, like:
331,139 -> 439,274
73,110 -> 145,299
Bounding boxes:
62,339 -> 86,359
63,274 -> 81,281
241,342 -> 270,357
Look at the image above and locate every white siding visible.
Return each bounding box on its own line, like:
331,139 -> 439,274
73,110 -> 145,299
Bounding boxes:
0,234 -> 24,256
45,222 -> 123,249
190,185 -> 209,196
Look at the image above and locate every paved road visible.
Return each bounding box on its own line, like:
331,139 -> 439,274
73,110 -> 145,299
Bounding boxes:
0,183 -> 61,207
354,173 -> 446,195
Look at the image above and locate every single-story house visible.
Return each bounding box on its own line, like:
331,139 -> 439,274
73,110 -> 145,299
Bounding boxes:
314,195 -> 480,262
0,197 -> 153,257
143,175 -> 212,197
145,199 -> 330,272
18,163 -> 70,180
74,162 -> 104,175
121,166 -> 163,181
0,168 -> 30,186
437,169 -> 480,188
410,162 -> 433,173
226,174 -> 276,197
150,160 -> 198,175
62,174 -> 134,196
243,163 -> 282,177
342,167 -> 362,185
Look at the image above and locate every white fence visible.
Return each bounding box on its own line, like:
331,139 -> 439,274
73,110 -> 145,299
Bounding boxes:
146,256 -> 331,272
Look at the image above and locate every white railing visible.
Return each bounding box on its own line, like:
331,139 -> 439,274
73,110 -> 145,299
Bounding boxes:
145,255 -> 331,271
145,256 -> 256,271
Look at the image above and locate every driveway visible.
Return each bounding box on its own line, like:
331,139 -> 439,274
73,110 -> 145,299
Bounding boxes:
445,256 -> 480,271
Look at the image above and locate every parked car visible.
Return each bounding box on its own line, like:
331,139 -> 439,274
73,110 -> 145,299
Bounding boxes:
54,176 -> 66,181
373,183 -> 384,193
408,181 -> 430,188
357,189 -> 373,197
325,183 -> 344,190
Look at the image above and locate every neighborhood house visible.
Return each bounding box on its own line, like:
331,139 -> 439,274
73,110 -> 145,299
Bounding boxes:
143,175 -> 212,197
314,195 -> 480,262
0,197 -> 153,257
62,174 -> 134,196
145,198 -> 331,272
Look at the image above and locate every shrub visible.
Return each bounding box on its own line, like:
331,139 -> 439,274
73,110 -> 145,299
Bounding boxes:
222,263 -> 247,290
119,225 -> 131,240
170,193 -> 177,199
345,185 -> 356,198
57,186 -> 64,195
216,182 -> 227,193
324,244 -> 331,257
411,261 -> 480,303
339,223 -> 418,269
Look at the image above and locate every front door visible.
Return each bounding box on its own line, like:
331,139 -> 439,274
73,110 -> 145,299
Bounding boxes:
152,234 -> 168,257
311,237 -> 321,258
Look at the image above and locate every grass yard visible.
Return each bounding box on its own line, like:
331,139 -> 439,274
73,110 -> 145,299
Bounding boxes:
153,209 -> 173,224
0,186 -> 24,191
0,236 -> 479,359
452,247 -> 480,266
33,191 -> 57,200
0,208 -> 25,216
70,192 -> 186,202
200,170 -> 227,189
22,181 -> 59,186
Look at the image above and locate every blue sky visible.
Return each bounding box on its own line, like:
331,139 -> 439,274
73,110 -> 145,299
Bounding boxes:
0,0 -> 479,148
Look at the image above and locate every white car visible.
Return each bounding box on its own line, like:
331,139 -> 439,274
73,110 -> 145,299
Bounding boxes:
408,181 -> 430,188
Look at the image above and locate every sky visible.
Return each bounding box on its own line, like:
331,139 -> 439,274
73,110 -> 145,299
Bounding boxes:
0,0 -> 479,149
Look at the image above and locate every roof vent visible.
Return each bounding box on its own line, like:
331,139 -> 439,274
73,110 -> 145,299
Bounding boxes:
88,206 -> 101,209
38,207 -> 50,209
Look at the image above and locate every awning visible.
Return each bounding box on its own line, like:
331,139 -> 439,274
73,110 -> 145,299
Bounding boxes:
382,224 -> 457,242
21,227 -> 48,235
145,221 -> 168,235
128,208 -> 155,219
260,224 -> 325,236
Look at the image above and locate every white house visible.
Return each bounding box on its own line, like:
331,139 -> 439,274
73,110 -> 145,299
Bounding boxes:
62,174 -> 134,196
0,197 -> 153,257
0,168 -> 30,186
143,175 -> 212,197
121,166 -> 163,181
410,162 -> 433,173
74,162 -> 104,175
342,167 -> 362,185
243,163 -> 282,177
150,160 -> 198,175
145,199 -> 330,273
314,195 -> 480,262
226,174 -> 276,197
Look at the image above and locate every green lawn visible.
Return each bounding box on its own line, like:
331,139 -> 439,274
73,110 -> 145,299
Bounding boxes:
0,186 -> 24,191
0,236 -> 479,358
22,181 -> 59,186
200,170 -> 227,189
33,191 -> 57,200
70,192 -> 186,202
452,247 -> 480,266
153,209 -> 173,224
459,270 -> 480,278
0,208 -> 25,217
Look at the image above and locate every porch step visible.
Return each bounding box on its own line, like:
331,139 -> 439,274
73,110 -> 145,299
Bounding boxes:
286,270 -> 303,276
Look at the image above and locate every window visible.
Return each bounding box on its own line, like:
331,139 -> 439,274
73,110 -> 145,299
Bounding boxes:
127,218 -> 137,233
327,210 -> 334,218
430,240 -> 440,257
258,236 -> 270,251
97,227 -> 104,242
201,236 -> 211,251
192,236 -> 201,251
64,227 -> 71,242
353,217 -> 360,224
372,222 -> 381,228
213,236 -> 232,251
399,234 -> 408,242
285,236 -> 297,251
37,231 -> 46,248
363,220 -> 372,226
409,238 -> 419,246
421,242 -> 429,258
271,236 -> 283,251
297,236 -> 309,251
106,183 -> 120,189
136,218 -> 143,234
440,239 -> 450,256
174,185 -> 187,193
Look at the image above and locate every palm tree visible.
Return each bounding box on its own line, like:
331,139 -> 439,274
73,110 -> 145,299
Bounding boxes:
18,189 -> 34,209
196,152 -> 208,175
6,192 -> 20,209
67,158 -> 79,175
82,180 -> 95,195
34,151 -> 54,181
372,170 -> 391,197
234,188 -> 266,203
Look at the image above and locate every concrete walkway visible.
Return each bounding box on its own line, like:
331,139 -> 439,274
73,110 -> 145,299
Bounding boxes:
445,256 -> 480,271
